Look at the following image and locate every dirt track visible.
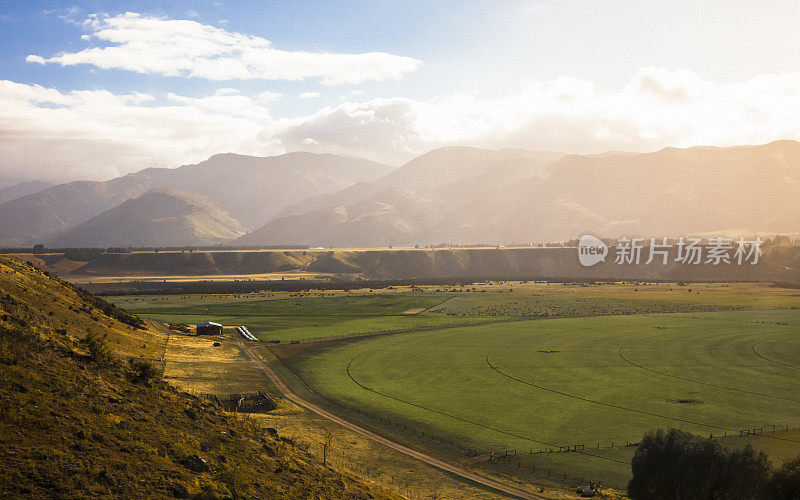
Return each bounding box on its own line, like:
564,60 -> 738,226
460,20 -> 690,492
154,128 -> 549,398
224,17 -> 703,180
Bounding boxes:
237,340 -> 547,500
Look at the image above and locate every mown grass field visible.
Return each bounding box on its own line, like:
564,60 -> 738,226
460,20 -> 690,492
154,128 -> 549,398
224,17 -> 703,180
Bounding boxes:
284,305 -> 800,486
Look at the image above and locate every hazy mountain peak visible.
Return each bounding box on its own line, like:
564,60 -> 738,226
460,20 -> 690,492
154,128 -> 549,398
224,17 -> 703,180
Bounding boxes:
240,141 -> 800,247
0,180 -> 54,205
0,151 -> 393,246
49,188 -> 245,248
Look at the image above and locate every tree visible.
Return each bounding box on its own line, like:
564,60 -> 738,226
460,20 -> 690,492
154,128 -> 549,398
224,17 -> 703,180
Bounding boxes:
32,244 -> 45,254
322,429 -> 334,467
772,455 -> 800,499
628,429 -> 771,499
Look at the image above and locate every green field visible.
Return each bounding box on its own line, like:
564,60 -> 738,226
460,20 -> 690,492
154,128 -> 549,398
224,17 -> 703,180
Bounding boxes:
108,281 -> 789,342
110,292 -> 488,341
109,282 -> 800,486
285,308 -> 800,485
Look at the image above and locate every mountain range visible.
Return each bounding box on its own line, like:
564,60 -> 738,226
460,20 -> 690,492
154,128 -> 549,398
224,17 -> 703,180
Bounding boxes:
238,140 -> 800,246
0,152 -> 391,247
1,141 -> 799,248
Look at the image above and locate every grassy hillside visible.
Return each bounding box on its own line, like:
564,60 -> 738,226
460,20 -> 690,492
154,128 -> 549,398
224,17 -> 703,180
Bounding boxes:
0,256 -> 399,499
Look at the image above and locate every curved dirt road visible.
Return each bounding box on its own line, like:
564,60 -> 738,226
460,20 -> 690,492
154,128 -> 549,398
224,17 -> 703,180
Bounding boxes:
237,341 -> 547,500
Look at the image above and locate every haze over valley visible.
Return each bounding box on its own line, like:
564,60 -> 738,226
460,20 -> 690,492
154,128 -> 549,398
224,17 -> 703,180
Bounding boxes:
2,140 -> 799,248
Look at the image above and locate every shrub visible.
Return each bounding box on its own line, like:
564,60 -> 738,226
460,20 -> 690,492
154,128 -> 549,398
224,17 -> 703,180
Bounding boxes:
628,428 -> 771,499
216,464 -> 247,499
128,358 -> 160,383
81,330 -> 114,365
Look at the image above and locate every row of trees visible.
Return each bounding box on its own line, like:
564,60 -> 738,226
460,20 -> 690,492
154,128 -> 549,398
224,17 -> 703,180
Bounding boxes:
628,429 -> 800,499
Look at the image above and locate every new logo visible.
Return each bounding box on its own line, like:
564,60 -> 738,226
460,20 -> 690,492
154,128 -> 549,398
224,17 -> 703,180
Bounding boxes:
578,234 -> 608,267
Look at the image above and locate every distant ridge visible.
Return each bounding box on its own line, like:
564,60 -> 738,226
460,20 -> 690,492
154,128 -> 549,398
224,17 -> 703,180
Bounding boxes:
0,152 -> 393,246
5,141 -> 800,249
0,181 -> 53,205
49,189 -> 246,248
238,140 -> 800,247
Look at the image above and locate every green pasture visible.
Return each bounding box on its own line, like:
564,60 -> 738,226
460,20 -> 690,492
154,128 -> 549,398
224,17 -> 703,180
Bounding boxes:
106,281 -> 796,342
110,293 -> 485,341
287,309 -> 800,484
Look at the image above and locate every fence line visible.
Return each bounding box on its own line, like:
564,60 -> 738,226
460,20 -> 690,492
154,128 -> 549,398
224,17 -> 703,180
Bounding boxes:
183,381 -> 799,494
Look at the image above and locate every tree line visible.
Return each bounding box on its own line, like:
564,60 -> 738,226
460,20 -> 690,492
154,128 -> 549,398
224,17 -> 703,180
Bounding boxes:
628,428 -> 800,499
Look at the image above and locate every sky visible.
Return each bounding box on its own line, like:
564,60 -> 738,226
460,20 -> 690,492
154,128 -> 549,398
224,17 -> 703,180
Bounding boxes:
3,0 -> 800,185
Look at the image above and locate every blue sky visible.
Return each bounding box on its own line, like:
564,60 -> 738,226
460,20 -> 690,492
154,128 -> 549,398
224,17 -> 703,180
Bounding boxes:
3,1 -> 800,185
1,1 -> 503,116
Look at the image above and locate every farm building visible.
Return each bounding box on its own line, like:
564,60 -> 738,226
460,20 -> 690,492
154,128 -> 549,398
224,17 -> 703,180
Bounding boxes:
196,321 -> 223,335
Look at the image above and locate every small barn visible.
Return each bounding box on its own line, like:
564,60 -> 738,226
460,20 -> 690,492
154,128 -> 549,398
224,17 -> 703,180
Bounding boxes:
196,321 -> 222,335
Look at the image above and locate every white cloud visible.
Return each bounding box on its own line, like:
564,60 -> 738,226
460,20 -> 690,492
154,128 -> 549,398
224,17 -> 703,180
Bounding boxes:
299,92 -> 320,99
4,68 -> 800,183
0,81 -> 281,183
277,68 -> 800,163
257,90 -> 281,103
43,5 -> 83,26
29,12 -> 421,85
274,98 -> 424,163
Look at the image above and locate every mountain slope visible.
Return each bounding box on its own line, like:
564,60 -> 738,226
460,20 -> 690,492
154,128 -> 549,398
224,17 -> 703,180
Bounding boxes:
0,181 -> 53,205
50,189 -> 246,248
238,146 -> 565,246
273,146 -> 563,219
0,152 -> 393,246
0,256 -> 399,498
241,141 -> 800,246
239,187 -> 447,247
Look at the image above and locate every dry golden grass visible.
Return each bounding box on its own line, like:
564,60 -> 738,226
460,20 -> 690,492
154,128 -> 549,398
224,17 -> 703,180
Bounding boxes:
0,256 -> 401,499
162,334 -> 273,395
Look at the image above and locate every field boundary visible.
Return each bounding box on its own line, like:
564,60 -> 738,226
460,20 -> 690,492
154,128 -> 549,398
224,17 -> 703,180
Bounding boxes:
239,341 -> 548,500
270,328 -> 638,488
275,329 -> 634,479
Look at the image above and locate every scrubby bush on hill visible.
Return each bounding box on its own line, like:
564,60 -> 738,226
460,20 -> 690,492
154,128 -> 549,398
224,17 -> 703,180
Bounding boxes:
81,330 -> 114,365
128,358 -> 160,383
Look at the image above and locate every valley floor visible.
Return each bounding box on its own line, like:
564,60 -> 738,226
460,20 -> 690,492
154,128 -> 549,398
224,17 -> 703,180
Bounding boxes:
109,280 -> 800,496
